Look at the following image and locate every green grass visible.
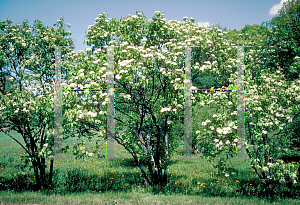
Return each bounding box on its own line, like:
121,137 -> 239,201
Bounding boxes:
1,190 -> 300,205
1,130 -> 300,205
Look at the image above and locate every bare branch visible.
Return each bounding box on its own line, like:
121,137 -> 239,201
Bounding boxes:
1,128 -> 31,156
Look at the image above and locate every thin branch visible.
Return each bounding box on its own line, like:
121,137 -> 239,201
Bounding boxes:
273,111 -> 300,145
106,128 -> 152,185
114,106 -> 138,124
106,114 -> 136,135
1,128 -> 31,156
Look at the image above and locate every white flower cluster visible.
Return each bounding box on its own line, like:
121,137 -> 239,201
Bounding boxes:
160,107 -> 171,112
119,70 -> 128,74
155,52 -> 166,59
93,59 -> 100,64
201,119 -> 211,126
119,93 -> 131,99
216,127 -> 231,135
119,59 -> 135,67
141,53 -> 153,58
87,111 -> 97,117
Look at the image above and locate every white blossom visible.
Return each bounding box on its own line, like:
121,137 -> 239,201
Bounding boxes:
216,128 -> 223,134
160,107 -> 171,112
87,111 -> 97,117
93,59 -> 100,64
263,166 -> 269,172
120,70 -> 128,74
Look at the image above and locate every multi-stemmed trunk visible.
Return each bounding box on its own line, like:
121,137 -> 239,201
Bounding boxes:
31,156 -> 47,190
144,110 -> 169,187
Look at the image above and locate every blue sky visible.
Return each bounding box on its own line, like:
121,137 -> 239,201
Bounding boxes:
0,0 -> 288,52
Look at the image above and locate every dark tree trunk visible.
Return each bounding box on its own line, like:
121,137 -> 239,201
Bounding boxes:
163,168 -> 168,186
38,158 -> 46,188
32,160 -> 41,190
49,158 -> 54,186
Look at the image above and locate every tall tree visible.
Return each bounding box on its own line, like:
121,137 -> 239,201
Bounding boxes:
61,11 -> 239,188
259,0 -> 300,152
0,17 -> 75,189
262,0 -> 300,82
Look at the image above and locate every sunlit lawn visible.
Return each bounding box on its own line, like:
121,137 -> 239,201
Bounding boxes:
1,129 -> 300,205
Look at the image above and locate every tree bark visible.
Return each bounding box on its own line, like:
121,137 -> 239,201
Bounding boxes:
38,157 -> 46,188
49,158 -> 54,187
32,160 -> 41,190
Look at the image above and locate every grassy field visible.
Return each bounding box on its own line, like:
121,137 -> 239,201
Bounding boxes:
1,190 -> 300,205
0,130 -> 300,205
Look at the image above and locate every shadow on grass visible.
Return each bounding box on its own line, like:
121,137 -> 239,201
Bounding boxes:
118,157 -> 180,168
